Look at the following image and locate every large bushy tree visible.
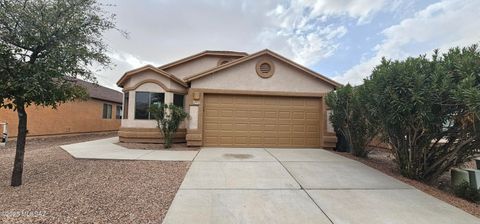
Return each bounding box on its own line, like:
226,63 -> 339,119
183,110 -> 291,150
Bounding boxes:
364,45 -> 480,182
0,0 -> 119,186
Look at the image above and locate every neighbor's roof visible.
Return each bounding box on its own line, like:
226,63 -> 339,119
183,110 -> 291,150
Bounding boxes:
184,49 -> 342,88
75,79 -> 123,104
158,50 -> 248,70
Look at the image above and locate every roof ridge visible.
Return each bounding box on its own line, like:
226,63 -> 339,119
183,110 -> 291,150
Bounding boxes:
158,50 -> 248,70
183,49 -> 342,88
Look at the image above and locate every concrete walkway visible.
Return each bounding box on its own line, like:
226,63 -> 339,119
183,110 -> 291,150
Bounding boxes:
163,148 -> 480,224
60,137 -> 198,161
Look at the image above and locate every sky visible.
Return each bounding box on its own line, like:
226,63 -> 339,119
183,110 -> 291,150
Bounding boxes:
96,0 -> 480,90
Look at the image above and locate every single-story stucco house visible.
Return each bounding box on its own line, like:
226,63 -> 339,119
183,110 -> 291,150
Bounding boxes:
1,80 -> 122,138
116,49 -> 341,148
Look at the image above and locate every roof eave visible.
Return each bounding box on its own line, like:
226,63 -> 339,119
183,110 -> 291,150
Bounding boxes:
184,49 -> 342,88
158,50 -> 248,70
117,65 -> 188,88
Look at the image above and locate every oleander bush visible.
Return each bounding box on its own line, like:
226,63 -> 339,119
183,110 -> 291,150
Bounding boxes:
328,44 -> 480,182
326,84 -> 379,157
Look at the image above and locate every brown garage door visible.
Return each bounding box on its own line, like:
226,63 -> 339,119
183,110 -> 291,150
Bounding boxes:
203,94 -> 323,147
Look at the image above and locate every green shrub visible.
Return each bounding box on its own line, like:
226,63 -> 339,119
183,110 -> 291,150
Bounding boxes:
364,45 -> 480,182
453,181 -> 480,203
326,84 -> 378,157
149,103 -> 188,149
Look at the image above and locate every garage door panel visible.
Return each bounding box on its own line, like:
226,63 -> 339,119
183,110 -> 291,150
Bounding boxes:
306,112 -> 319,119
277,119 -> 291,125
292,138 -> 306,146
293,125 -> 305,132
249,124 -> 263,131
264,131 -> 278,137
306,138 -> 321,145
263,119 -> 277,125
277,125 -> 291,132
304,132 -> 320,138
292,112 -> 305,119
205,109 -> 219,117
233,131 -> 249,137
204,123 -> 219,131
278,111 -> 291,119
306,125 -> 319,132
220,137 -> 234,144
292,99 -> 305,106
234,123 -> 249,131
220,123 -> 234,130
264,124 -> 276,131
249,137 -> 263,144
220,110 -> 234,117
204,94 -> 322,148
292,132 -> 308,138
235,136 -> 248,144
264,137 -> 278,145
234,110 -> 249,118
278,138 -> 291,145
264,111 -> 277,118
250,111 -> 264,118
277,132 -> 292,138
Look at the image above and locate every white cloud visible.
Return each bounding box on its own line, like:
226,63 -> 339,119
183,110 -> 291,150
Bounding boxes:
95,0 -> 392,88
335,0 -> 480,85
107,52 -> 156,69
306,0 -> 386,24
258,0 -> 389,66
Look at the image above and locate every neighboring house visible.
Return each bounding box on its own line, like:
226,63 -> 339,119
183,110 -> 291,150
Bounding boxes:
0,80 -> 123,138
117,49 -> 341,148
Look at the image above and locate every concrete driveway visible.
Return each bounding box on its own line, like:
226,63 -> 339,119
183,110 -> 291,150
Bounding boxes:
163,148 -> 480,224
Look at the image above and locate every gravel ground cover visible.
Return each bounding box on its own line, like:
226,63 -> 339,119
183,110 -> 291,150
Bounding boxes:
335,149 -> 480,218
0,133 -> 190,223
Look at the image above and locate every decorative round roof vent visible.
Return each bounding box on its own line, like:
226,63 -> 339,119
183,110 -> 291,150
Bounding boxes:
255,59 -> 274,78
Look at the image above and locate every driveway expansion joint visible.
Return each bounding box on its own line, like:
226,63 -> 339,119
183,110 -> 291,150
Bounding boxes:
263,148 -> 335,224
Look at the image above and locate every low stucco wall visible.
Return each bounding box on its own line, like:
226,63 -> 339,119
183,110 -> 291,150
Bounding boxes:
0,99 -> 121,137
118,127 -> 186,143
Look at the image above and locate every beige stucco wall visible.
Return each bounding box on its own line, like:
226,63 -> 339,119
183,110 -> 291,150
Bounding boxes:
165,55 -> 239,80
0,99 -> 121,137
190,56 -> 335,93
123,70 -> 187,93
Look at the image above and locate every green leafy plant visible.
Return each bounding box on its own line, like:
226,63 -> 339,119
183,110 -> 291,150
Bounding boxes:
326,84 -> 378,157
363,45 -> 480,182
0,0 -> 121,186
149,103 -> 188,149
453,181 -> 480,203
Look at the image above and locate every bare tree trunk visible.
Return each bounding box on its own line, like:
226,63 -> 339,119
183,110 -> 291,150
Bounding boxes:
11,102 -> 27,187
164,132 -> 172,149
